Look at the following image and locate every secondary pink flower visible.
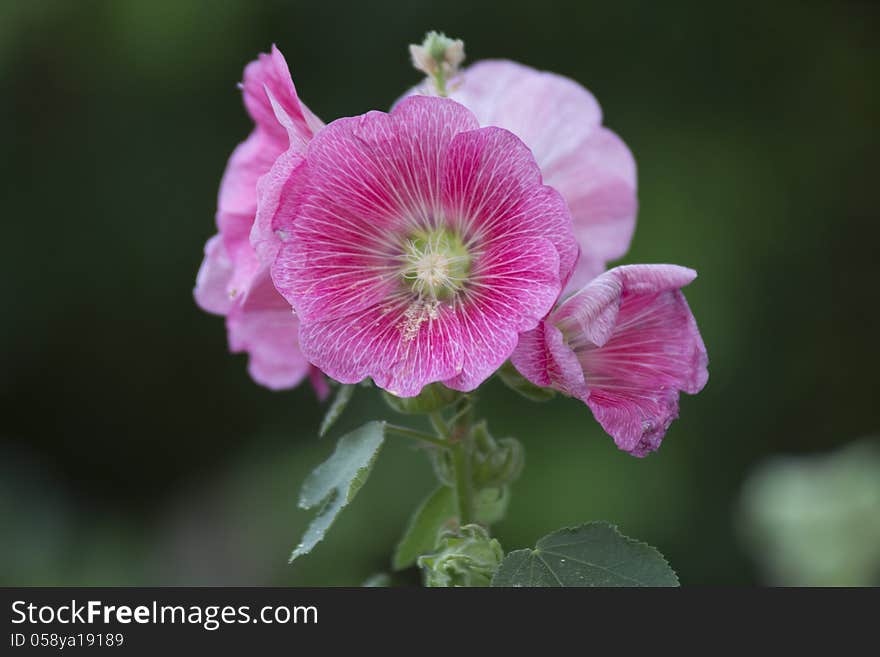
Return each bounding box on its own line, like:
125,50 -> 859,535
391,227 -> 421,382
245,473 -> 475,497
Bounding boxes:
193,46 -> 326,393
406,60 -> 637,290
511,265 -> 708,456
270,95 -> 578,397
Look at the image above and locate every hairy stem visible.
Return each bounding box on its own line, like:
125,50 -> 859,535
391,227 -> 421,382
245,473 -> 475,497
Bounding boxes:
429,411 -> 449,438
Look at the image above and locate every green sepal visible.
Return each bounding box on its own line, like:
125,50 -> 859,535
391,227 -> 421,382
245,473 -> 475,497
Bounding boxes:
497,361 -> 556,402
382,383 -> 462,415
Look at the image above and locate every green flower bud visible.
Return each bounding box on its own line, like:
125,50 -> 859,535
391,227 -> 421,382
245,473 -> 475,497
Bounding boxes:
473,486 -> 511,526
471,421 -> 525,489
418,524 -> 503,587
409,31 -> 465,96
382,382 -> 462,415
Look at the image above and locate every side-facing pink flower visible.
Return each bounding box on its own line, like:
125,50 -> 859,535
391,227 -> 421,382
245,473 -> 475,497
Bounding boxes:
511,265 -> 708,456
270,96 -> 578,397
193,46 -> 326,393
407,60 -> 637,290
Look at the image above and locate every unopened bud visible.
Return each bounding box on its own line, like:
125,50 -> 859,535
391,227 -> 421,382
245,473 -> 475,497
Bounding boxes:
471,421 -> 525,489
418,524 -> 503,587
474,485 -> 511,526
409,31 -> 465,96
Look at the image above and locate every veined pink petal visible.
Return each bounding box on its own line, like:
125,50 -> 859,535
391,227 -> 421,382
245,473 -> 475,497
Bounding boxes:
250,147 -> 308,267
272,98 -> 481,325
195,46 -> 323,391
241,44 -> 323,144
403,59 -> 637,286
511,321 -> 586,398
449,60 -> 602,167
445,236 -> 561,391
299,296 -> 464,398
272,96 -> 577,395
227,269 -> 311,391
194,234 -> 235,315
513,264 -> 708,456
542,127 -> 637,288
441,126 -> 578,284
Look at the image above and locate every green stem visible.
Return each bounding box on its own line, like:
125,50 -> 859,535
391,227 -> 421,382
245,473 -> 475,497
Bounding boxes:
452,436 -> 474,526
433,66 -> 447,97
385,424 -> 449,449
446,399 -> 472,428
429,411 -> 449,438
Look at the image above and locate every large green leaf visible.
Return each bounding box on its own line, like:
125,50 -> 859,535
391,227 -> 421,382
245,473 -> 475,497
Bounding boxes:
491,522 -> 679,587
392,485 -> 456,571
289,421 -> 385,562
319,384 -> 355,437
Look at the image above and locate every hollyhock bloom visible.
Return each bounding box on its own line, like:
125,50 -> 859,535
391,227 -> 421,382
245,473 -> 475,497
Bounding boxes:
193,46 -> 327,394
406,60 -> 637,290
511,265 -> 708,456
270,95 -> 578,397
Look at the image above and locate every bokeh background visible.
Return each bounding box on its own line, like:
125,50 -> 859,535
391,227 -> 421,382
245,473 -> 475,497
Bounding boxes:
2,0 -> 878,586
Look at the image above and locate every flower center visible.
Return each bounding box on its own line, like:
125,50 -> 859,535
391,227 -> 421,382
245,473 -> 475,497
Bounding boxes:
401,228 -> 471,301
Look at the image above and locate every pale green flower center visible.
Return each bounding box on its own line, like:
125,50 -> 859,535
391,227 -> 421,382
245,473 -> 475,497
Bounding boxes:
401,228 -> 471,301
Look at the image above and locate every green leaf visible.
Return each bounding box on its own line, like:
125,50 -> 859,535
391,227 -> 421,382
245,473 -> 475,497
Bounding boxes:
319,384 -> 355,437
497,361 -> 556,402
392,485 -> 456,571
491,522 -> 679,587
289,421 -> 385,562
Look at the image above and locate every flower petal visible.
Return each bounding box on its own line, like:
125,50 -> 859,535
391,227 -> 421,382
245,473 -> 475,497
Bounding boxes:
227,268 -> 311,391
274,96 -> 576,396
511,321 -> 586,398
272,96 -> 481,324
251,146 -> 308,267
241,44 -> 323,144
407,60 -> 637,282
195,46 -> 324,392
442,126 -> 578,284
194,234 -> 234,315
445,236 -> 561,391
299,296 -> 463,398
554,264 -> 708,456
544,127 -> 637,288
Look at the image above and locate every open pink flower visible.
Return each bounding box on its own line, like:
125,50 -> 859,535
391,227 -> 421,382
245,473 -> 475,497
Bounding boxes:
406,60 -> 637,290
511,265 -> 708,456
193,46 -> 326,393
270,95 -> 578,397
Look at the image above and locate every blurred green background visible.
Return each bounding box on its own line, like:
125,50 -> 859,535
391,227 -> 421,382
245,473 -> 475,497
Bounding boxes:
1,0 -> 878,586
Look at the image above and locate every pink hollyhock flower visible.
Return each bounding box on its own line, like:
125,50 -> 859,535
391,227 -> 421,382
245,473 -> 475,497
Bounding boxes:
406,60 -> 637,290
511,265 -> 708,456
193,46 -> 327,394
269,95 -> 578,397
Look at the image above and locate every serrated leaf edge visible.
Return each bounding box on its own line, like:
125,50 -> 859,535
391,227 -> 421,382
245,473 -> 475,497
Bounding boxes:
491,521 -> 679,587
